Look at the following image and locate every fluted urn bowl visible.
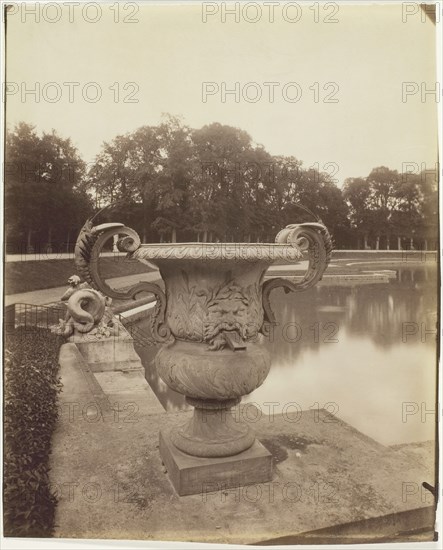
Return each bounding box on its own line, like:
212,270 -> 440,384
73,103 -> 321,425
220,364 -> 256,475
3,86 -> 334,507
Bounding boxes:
75,220 -> 332,459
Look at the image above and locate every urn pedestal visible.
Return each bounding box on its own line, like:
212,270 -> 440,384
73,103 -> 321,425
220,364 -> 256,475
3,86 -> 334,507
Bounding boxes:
74,219 -> 332,496
156,340 -> 271,458
156,340 -> 274,495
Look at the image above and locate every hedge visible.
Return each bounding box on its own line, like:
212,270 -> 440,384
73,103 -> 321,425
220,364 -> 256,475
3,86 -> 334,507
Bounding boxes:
4,328 -> 63,537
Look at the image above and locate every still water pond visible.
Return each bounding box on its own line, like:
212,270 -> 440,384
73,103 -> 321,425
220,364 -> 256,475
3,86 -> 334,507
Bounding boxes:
134,266 -> 437,446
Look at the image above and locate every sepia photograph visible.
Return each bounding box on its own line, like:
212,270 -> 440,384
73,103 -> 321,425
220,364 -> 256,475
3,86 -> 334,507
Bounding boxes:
1,1 -> 441,548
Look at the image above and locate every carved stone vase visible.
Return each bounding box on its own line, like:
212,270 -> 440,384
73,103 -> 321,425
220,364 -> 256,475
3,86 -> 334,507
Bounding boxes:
74,219 -> 332,494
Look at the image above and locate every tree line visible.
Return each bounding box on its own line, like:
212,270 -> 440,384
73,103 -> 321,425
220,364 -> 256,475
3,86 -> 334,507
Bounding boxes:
5,118 -> 438,253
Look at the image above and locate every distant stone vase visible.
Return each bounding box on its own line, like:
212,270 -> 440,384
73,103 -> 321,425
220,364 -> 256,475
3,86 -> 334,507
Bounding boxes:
74,219 -> 332,459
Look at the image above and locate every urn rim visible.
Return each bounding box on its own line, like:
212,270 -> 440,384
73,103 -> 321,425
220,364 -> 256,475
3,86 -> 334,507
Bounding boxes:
130,242 -> 303,264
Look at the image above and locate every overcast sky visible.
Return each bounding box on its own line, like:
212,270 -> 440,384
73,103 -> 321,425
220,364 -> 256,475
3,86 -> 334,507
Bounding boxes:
5,2 -> 438,186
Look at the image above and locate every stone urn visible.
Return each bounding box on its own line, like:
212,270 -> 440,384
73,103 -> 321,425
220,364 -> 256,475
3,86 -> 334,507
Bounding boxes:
74,218 -> 332,494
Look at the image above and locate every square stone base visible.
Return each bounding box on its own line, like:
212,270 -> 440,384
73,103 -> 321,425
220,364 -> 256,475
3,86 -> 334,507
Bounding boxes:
159,429 -> 273,496
71,328 -> 143,373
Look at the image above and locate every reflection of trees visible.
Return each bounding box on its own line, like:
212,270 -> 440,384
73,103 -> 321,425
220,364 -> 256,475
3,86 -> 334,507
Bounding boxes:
346,267 -> 437,347
131,267 -> 437,409
265,266 -> 437,363
264,285 -> 349,364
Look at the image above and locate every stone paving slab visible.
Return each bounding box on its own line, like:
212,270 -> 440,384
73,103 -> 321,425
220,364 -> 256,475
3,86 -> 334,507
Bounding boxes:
94,370 -> 165,416
50,344 -> 436,544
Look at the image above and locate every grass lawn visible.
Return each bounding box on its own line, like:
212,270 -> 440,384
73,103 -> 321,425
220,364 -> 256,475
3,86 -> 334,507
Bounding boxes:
5,257 -> 154,295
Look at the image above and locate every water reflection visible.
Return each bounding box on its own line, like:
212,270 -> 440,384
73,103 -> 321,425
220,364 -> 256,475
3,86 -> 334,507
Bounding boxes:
134,266 -> 437,445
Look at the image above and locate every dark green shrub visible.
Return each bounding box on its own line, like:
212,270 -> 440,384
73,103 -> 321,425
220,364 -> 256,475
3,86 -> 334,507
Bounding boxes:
3,328 -> 63,537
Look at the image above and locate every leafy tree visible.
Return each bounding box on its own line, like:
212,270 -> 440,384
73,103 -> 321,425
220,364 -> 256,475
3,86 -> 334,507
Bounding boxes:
87,126 -> 162,241
88,115 -> 194,242
7,120 -> 437,252
271,156 -> 350,246
366,167 -> 402,249
343,177 -> 376,248
344,166 -> 438,249
190,122 -> 264,241
153,116 -> 195,241
5,123 -> 90,253
394,170 -> 438,250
